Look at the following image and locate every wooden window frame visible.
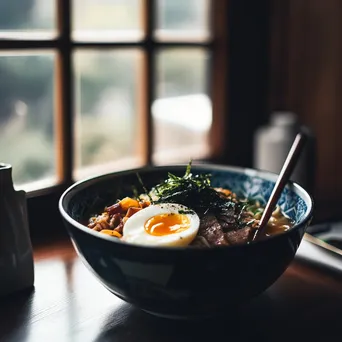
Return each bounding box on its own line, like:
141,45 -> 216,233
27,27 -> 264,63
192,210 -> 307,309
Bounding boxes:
0,0 -> 275,243
0,0 -> 229,242
0,0 -> 228,196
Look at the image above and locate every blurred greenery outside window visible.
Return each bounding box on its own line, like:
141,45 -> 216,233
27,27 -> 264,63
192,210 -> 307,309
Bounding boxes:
0,0 -> 213,193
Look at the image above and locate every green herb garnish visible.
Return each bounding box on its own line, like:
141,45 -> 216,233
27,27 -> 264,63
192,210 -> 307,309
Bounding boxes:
136,172 -> 154,204
178,209 -> 196,215
145,161 -> 236,215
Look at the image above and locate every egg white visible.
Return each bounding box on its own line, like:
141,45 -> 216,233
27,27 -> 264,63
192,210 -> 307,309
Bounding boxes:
122,203 -> 200,247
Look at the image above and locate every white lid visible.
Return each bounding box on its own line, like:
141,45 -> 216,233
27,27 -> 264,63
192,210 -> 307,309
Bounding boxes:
270,111 -> 298,126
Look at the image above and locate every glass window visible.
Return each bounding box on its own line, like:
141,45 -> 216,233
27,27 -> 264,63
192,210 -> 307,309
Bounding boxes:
72,0 -> 143,41
155,0 -> 210,41
152,48 -> 212,164
0,0 -> 216,193
0,52 -> 56,190
0,0 -> 56,39
73,50 -> 144,180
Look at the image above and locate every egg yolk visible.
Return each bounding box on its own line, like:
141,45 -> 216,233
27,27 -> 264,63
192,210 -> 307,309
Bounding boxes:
144,213 -> 190,236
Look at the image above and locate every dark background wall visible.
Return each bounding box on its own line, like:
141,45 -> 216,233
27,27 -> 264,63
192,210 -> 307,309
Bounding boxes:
226,0 -> 271,168
269,0 -> 342,221
223,0 -> 342,222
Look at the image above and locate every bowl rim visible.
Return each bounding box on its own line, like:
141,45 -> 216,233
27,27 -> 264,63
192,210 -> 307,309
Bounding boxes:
58,163 -> 314,252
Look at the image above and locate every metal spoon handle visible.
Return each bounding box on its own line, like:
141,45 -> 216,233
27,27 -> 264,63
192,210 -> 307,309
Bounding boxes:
252,131 -> 308,241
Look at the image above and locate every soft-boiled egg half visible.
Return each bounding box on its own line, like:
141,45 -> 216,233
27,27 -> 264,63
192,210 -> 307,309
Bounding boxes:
122,203 -> 200,247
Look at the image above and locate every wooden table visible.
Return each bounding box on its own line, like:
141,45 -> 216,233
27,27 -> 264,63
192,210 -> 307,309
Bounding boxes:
1,238 -> 342,342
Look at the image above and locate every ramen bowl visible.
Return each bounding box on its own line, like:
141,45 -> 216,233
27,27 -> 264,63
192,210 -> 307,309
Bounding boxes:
59,164 -> 313,319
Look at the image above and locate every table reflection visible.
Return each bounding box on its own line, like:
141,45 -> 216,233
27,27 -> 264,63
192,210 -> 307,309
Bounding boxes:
1,240 -> 342,342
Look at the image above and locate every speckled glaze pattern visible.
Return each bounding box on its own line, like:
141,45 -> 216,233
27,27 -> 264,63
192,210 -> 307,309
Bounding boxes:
59,164 -> 313,319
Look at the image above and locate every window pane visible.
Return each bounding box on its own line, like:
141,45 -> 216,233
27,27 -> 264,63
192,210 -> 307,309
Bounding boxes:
74,50 -> 143,180
0,0 -> 56,39
152,49 -> 212,164
0,53 -> 56,191
72,0 -> 143,41
155,0 -> 210,41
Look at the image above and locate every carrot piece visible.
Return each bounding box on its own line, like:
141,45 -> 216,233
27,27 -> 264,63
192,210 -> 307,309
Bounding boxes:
100,230 -> 122,238
126,207 -> 142,218
119,197 -> 140,211
139,200 -> 150,208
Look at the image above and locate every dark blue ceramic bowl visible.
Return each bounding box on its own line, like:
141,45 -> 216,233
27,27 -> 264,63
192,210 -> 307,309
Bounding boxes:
59,164 -> 313,319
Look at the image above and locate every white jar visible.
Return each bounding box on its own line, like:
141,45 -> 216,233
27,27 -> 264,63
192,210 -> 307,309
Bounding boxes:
253,112 -> 316,193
